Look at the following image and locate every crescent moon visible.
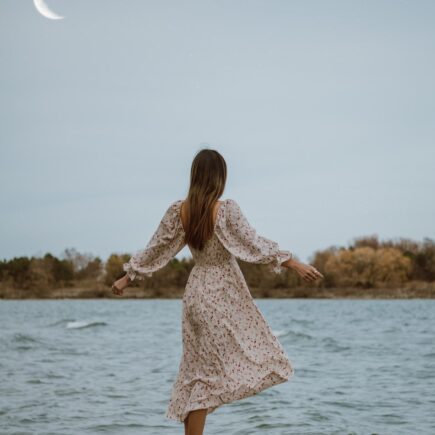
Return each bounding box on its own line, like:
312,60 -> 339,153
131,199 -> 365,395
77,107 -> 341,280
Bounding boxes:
33,0 -> 64,20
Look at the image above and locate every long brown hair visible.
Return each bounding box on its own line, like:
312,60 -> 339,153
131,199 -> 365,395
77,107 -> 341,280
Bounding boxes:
183,148 -> 227,251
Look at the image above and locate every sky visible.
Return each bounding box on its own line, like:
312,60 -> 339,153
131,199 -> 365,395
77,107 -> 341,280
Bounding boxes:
1,0 -> 434,264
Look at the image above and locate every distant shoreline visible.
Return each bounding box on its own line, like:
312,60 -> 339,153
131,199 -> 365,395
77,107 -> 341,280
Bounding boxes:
1,284 -> 434,299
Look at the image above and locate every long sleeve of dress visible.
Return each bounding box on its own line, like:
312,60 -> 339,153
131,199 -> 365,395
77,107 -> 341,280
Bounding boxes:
215,198 -> 293,274
122,200 -> 186,281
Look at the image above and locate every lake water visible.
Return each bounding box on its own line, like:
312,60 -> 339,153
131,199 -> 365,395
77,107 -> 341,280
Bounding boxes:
1,299 -> 434,435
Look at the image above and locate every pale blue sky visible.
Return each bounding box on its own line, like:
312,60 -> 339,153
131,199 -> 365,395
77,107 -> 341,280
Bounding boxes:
1,0 -> 434,264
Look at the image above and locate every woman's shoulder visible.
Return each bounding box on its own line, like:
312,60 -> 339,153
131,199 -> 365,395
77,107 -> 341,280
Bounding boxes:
223,198 -> 241,211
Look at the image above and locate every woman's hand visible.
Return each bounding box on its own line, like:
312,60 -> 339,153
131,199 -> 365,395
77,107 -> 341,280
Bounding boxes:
111,274 -> 130,296
284,258 -> 324,282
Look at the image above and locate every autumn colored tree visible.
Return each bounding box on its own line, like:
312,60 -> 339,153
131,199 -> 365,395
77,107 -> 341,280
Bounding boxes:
372,247 -> 411,287
324,246 -> 411,288
324,247 -> 377,288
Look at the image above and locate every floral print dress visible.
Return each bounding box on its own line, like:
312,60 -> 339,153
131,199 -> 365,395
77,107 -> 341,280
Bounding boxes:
123,198 -> 295,423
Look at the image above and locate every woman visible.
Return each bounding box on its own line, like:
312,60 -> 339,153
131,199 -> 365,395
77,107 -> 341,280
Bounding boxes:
111,148 -> 323,435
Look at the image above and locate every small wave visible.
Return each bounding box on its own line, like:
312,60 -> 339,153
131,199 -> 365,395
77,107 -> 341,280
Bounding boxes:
14,345 -> 34,352
12,333 -> 39,343
26,379 -> 43,384
322,336 -> 351,352
292,318 -> 314,326
66,321 -> 107,329
0,333 -> 42,352
254,423 -> 292,430
48,319 -> 76,327
86,423 -> 146,431
272,329 -> 287,337
272,329 -> 313,340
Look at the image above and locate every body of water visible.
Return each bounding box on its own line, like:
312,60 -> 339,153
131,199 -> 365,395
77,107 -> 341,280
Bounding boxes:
0,299 -> 434,435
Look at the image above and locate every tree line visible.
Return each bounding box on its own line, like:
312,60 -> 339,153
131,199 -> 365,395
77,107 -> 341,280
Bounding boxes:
0,235 -> 434,298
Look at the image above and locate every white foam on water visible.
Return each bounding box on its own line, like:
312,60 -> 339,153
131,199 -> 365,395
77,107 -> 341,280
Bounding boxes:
272,329 -> 287,337
66,320 -> 106,329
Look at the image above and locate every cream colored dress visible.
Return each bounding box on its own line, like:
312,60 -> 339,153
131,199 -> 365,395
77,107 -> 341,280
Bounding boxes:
123,198 -> 295,423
